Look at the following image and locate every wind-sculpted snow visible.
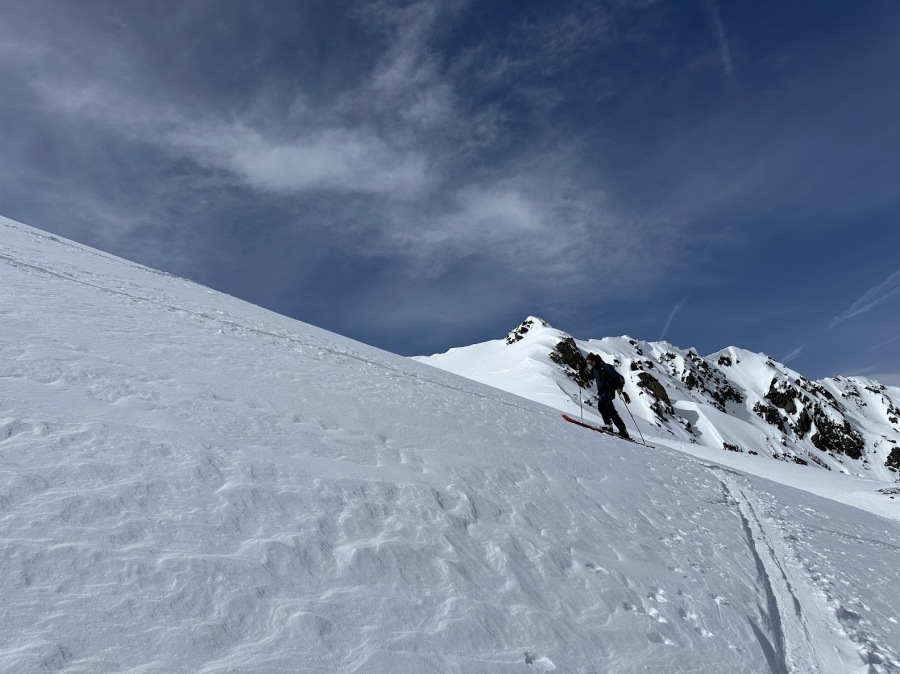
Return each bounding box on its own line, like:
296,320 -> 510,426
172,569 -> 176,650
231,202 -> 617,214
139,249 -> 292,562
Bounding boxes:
2,215 -> 900,672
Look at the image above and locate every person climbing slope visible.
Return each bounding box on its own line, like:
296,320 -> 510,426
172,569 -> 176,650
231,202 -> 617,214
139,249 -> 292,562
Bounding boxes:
585,354 -> 630,439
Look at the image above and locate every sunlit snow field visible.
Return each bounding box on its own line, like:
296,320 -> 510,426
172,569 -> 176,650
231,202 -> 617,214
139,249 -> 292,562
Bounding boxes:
1,215 -> 899,673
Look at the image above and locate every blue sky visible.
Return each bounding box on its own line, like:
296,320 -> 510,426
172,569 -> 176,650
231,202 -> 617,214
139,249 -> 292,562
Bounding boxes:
1,1 -> 899,384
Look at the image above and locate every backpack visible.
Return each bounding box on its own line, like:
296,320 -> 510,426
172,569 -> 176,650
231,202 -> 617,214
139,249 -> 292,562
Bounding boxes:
600,362 -> 625,391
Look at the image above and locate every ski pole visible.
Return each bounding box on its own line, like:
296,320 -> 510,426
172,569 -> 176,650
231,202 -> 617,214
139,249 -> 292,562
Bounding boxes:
579,387 -> 584,422
619,391 -> 647,446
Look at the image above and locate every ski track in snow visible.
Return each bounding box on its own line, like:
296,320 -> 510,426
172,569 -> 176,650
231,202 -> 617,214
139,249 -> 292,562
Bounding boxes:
2,216 -> 900,672
710,467 -> 900,673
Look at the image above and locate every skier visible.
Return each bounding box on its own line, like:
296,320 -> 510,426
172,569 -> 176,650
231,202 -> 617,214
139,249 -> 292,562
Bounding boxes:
585,354 -> 630,439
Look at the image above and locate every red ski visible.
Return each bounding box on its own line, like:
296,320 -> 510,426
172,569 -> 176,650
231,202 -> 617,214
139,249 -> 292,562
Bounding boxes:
561,413 -> 652,447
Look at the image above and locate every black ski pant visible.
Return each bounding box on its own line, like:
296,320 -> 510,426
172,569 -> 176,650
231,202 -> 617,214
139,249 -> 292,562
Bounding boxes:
597,399 -> 627,434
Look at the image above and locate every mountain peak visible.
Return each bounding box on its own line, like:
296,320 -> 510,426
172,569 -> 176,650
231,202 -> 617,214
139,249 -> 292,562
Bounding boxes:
505,316 -> 553,344
422,321 -> 900,482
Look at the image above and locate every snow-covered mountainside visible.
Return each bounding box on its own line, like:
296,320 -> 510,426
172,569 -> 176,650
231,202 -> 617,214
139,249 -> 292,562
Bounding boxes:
417,317 -> 900,483
2,215 -> 900,673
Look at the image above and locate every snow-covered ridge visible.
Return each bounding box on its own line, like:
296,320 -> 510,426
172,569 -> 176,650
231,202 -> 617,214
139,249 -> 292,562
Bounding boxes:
2,215 -> 900,672
417,317 -> 900,482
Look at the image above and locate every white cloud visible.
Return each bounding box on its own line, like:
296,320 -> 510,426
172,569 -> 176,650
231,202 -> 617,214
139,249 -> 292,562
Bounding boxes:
2,0 -> 684,302
22,56 -> 609,289
180,123 -> 433,198
365,179 -> 596,281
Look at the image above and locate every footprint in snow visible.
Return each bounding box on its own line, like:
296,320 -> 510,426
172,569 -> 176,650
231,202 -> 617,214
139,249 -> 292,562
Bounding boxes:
647,588 -> 668,602
647,606 -> 667,623
584,562 -> 608,574
647,631 -> 675,646
524,652 -> 556,670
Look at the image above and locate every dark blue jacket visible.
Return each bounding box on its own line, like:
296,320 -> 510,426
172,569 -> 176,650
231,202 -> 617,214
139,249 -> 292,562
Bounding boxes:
590,361 -> 621,404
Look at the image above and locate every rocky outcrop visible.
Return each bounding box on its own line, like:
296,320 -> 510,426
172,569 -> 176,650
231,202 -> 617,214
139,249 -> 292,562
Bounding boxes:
506,317 -> 547,345
550,337 -> 591,388
753,401 -> 787,433
766,379 -> 798,415
637,372 -> 674,418
810,408 -> 864,460
794,408 -> 813,438
888,402 -> 900,427
659,349 -> 743,413
885,446 -> 900,473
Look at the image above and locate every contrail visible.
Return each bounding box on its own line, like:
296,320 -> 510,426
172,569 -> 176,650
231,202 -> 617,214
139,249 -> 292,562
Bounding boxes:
867,332 -> 900,352
830,268 -> 900,328
704,0 -> 736,85
781,345 -> 805,364
659,298 -> 687,341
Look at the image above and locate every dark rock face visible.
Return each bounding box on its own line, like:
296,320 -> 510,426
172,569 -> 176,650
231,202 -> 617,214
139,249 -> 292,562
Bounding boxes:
753,402 -> 787,433
637,372 -> 674,418
810,409 -> 864,460
794,409 -> 813,438
670,351 -> 744,412
710,381 -> 744,411
886,447 -> 900,473
550,337 -> 591,388
758,377 -> 875,461
888,402 -> 900,427
773,453 -> 808,466
798,377 -> 840,407
683,371 -> 699,390
841,383 -> 866,407
506,318 -> 544,345
766,379 -> 798,415
718,355 -> 732,367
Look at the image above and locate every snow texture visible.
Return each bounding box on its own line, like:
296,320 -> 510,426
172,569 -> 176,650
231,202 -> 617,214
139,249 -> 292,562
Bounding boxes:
2,215 -> 899,673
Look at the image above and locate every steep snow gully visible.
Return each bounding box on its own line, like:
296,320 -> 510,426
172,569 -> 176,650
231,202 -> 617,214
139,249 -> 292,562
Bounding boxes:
2,215 -> 900,673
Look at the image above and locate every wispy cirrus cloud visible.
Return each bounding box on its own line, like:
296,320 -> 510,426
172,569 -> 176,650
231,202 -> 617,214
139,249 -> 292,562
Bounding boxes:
378,179 -> 597,277
3,0 -> 652,291
31,76 -> 437,200
4,1 -> 459,197
830,269 -> 900,328
182,123 -> 434,198
11,0 -> 895,373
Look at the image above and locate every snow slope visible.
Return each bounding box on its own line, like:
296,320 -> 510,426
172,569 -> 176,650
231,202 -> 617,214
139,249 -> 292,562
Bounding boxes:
416,318 -> 900,486
2,215 -> 900,673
